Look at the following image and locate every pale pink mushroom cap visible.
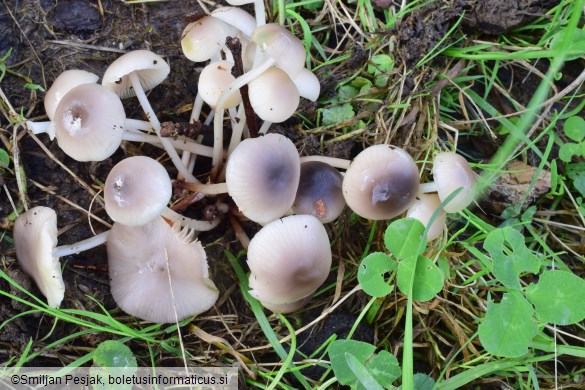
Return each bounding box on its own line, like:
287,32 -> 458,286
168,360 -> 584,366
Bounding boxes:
247,215 -> 332,312
248,67 -> 299,123
44,69 -> 99,121
102,50 -> 170,99
291,68 -> 320,102
53,83 -> 125,161
226,133 -> 300,225
104,156 -> 172,227
432,152 -> 477,213
107,217 -> 219,323
14,207 -> 65,308
211,6 -> 256,37
181,16 -> 238,63
198,61 -> 242,109
251,23 -> 306,77
342,144 -> 420,220
406,194 -> 446,241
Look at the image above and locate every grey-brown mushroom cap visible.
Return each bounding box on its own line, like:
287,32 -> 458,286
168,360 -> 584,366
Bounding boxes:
432,152 -> 477,213
226,133 -> 301,225
54,83 -> 126,161
247,215 -> 332,307
102,50 -> 170,99
44,69 -> 99,121
107,217 -> 219,323
14,207 -> 65,308
342,144 -> 420,220
104,156 -> 172,227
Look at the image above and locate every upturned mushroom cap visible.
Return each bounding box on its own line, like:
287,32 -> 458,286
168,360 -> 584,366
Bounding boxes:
251,23 -> 306,77
247,215 -> 332,312
14,207 -> 65,308
44,69 -> 99,120
198,60 -> 242,109
342,144 -> 420,220
54,83 -> 125,161
406,194 -> 446,241
226,133 -> 300,225
181,16 -> 238,63
102,50 -> 170,99
104,156 -> 172,227
432,152 -> 477,213
107,217 -> 219,323
248,67 -> 299,123
292,161 -> 345,223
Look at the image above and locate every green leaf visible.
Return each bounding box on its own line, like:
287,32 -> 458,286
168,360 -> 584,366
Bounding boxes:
346,353 -> 384,390
550,27 -> 585,61
410,373 -> 436,390
329,340 -> 375,385
384,218 -> 426,260
478,291 -> 538,357
367,54 -> 394,76
525,270 -> 585,325
563,116 -> 585,142
573,171 -> 585,197
0,148 -> 9,168
350,76 -> 373,94
483,227 -> 540,290
396,255 -> 444,302
321,103 -> 355,126
365,349 -> 401,387
358,252 -> 396,298
559,142 -> 581,162
338,85 -> 359,100
92,340 -> 136,368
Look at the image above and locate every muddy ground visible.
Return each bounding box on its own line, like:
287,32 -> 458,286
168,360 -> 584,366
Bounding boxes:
0,0 -> 580,384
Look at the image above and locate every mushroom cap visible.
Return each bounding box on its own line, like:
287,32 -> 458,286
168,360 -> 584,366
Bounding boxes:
406,194 -> 446,241
104,156 -> 172,227
251,23 -> 306,77
102,50 -> 170,99
14,207 -> 65,308
54,83 -> 126,161
248,67 -> 300,123
44,69 -> 99,121
292,161 -> 345,223
291,68 -> 320,102
211,6 -> 256,37
226,133 -> 300,225
181,16 -> 238,63
198,60 -> 242,109
432,152 -> 477,213
107,217 -> 219,323
247,215 -> 332,310
342,144 -> 420,220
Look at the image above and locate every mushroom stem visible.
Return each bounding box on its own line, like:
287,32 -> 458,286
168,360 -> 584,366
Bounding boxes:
227,104 -> 247,155
176,181 -> 229,195
161,208 -> 222,231
419,182 -> 439,193
189,93 -> 204,124
253,0 -> 266,27
258,120 -> 272,135
299,156 -> 350,170
53,230 -> 110,258
128,72 -> 199,183
26,118 -> 153,140
121,132 -> 214,157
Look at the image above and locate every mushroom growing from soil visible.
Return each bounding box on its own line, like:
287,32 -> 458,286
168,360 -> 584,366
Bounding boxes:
406,194 -> 446,241
342,144 -> 420,220
14,207 -> 110,308
107,217 -> 218,323
225,133 -> 300,225
419,152 -> 477,213
246,214 -> 332,313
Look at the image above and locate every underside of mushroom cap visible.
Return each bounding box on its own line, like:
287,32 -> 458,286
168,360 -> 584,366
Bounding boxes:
14,206 -> 65,308
247,214 -> 332,307
102,50 -> 170,99
342,144 -> 420,220
107,217 -> 219,323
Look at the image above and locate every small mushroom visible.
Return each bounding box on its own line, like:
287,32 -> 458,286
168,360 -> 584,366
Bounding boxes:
292,161 -> 345,223
226,133 -> 300,225
419,152 -> 477,213
247,215 -> 332,313
198,60 -> 242,109
44,69 -> 99,121
342,144 -> 420,220
406,194 -> 446,241
14,207 -> 109,308
107,217 -> 219,323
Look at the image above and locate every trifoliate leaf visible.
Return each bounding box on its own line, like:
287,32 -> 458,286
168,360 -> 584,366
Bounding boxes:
396,255 -> 444,302
384,218 -> 426,261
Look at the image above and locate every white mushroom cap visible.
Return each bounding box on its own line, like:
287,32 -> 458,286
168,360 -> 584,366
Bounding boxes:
102,50 -> 170,99
198,60 -> 242,109
247,215 -> 332,312
104,156 -> 172,227
226,133 -> 300,225
432,152 -> 477,213
291,68 -> 320,102
14,207 -> 65,308
107,217 -> 219,323
342,144 -> 420,220
251,23 -> 306,77
211,6 -> 256,37
406,194 -> 446,241
181,16 -> 239,63
54,83 -> 126,161
44,69 -> 99,121
248,67 -> 299,123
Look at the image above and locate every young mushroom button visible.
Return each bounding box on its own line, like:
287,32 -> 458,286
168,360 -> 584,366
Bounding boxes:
342,144 -> 420,220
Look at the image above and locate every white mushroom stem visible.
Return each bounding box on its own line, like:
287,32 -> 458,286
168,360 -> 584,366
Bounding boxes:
121,132 -> 215,157
53,230 -> 110,258
26,118 -> 153,140
161,208 -> 222,231
190,93 -> 205,124
258,121 -> 272,135
128,72 -> 199,183
299,156 -> 351,170
227,104 -> 247,156
419,182 -> 439,193
179,181 -> 229,195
